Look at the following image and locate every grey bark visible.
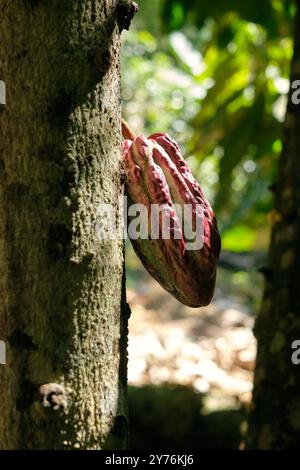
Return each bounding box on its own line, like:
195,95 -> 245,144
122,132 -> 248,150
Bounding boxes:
0,0 -> 129,449
247,0 -> 300,449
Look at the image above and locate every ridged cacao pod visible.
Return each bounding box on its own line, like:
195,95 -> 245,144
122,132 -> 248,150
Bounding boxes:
122,126 -> 221,308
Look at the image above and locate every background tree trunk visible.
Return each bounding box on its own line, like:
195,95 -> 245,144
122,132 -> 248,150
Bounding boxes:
0,0 -> 129,449
248,0 -> 300,449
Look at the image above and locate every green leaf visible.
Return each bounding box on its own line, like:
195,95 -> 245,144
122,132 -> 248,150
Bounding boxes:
221,224 -> 257,252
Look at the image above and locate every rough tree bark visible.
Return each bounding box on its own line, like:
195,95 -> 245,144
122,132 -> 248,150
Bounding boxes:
0,0 -> 130,449
248,0 -> 300,449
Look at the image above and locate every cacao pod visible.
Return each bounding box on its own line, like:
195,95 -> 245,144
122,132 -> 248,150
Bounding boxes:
122,123 -> 221,308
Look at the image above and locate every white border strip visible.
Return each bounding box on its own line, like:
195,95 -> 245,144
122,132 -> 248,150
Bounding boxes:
0,80 -> 6,105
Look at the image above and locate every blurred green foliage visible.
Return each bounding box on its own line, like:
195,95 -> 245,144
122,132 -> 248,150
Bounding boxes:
121,0 -> 294,253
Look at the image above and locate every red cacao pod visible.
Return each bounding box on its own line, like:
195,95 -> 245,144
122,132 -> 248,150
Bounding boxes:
122,124 -> 221,308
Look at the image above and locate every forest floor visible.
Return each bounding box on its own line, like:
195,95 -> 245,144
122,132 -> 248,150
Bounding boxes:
127,267 -> 257,413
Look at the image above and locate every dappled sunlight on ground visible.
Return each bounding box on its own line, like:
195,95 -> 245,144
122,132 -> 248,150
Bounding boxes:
127,270 -> 256,411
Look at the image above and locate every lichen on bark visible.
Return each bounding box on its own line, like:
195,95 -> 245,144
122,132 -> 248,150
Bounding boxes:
0,0 -> 128,449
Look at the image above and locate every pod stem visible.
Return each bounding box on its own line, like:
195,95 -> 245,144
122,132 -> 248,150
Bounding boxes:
121,118 -> 136,141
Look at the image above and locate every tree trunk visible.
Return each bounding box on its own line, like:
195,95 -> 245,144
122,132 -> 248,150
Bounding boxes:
247,0 -> 300,449
0,0 -> 129,449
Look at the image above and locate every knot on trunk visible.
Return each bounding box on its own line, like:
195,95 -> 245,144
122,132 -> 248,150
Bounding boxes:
117,0 -> 139,32
39,383 -> 66,411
